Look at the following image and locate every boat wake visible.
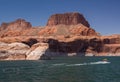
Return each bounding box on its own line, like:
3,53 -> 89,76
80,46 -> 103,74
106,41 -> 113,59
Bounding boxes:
52,63 -> 66,66
52,61 -> 110,67
89,61 -> 110,65
66,61 -> 110,67
66,63 -> 87,66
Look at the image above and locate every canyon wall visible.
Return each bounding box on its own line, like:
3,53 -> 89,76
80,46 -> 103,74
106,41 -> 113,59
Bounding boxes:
0,12 -> 120,60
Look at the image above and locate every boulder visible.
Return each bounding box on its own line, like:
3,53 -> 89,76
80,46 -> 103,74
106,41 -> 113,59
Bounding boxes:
26,43 -> 50,60
0,42 -> 30,60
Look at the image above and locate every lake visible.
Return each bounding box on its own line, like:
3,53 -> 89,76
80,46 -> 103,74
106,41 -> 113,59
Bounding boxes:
0,56 -> 120,82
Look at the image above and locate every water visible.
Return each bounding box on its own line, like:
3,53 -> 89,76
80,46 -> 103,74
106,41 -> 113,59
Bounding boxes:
0,57 -> 120,82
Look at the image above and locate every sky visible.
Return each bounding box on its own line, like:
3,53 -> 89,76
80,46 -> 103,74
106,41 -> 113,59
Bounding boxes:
0,0 -> 120,35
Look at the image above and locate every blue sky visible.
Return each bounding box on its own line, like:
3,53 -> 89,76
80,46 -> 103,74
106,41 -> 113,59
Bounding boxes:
0,0 -> 120,35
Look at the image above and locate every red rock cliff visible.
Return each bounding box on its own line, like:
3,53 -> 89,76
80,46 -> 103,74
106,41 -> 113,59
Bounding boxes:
0,19 -> 32,31
0,19 -> 33,37
0,12 -> 120,58
46,12 -> 90,27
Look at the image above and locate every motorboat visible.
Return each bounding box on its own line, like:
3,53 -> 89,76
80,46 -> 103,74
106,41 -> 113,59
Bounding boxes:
102,58 -> 108,62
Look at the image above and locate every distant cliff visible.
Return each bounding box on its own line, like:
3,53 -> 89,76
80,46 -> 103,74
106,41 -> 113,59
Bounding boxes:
46,12 -> 90,27
0,19 -> 32,31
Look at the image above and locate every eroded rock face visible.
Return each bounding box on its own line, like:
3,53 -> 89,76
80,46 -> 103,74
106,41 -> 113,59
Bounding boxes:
1,35 -> 120,60
47,12 -> 90,27
0,12 -> 120,59
0,19 -> 32,31
69,24 -> 97,36
101,35 -> 120,44
47,38 -> 99,56
39,24 -> 98,36
0,42 -> 30,60
0,19 -> 32,37
46,36 -> 120,56
26,43 -> 50,60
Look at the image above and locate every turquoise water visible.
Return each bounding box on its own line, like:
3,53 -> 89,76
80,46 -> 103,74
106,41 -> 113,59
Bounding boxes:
0,57 -> 120,82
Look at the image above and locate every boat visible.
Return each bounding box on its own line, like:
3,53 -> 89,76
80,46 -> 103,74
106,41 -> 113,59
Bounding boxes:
102,58 -> 108,62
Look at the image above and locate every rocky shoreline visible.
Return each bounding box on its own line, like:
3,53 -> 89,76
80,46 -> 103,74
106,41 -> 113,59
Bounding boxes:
0,12 -> 120,60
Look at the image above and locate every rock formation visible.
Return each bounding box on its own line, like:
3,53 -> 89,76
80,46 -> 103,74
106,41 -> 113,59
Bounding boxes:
0,42 -> 30,60
0,19 -> 33,37
39,24 -> 97,36
0,19 -> 32,31
26,43 -> 50,60
45,36 -> 120,56
0,12 -> 120,60
47,12 -> 90,27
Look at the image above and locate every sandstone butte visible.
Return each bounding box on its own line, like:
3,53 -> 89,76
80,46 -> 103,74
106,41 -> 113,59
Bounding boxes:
0,12 -> 120,60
